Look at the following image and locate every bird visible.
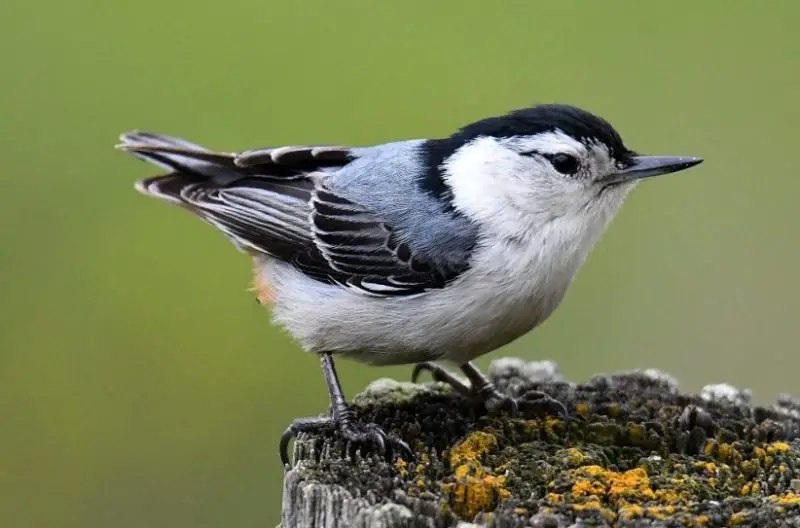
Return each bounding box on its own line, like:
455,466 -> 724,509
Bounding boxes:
117,103 -> 703,465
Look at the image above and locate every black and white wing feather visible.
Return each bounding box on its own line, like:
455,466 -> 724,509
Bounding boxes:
118,132 -> 466,296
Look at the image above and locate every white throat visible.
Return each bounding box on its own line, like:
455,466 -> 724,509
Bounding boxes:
441,133 -> 634,244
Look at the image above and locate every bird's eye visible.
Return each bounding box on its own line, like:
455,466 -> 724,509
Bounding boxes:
549,153 -> 580,175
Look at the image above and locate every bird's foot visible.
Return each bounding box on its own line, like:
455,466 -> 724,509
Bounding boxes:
481,387 -> 569,419
412,361 -> 568,420
280,413 -> 412,466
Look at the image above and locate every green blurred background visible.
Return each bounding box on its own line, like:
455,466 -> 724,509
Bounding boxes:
1,1 -> 798,526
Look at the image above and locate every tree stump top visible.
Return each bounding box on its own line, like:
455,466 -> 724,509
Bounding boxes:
281,358 -> 800,527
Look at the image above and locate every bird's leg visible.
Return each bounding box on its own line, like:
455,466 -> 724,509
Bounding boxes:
412,361 -> 568,419
411,362 -> 472,395
280,352 -> 412,466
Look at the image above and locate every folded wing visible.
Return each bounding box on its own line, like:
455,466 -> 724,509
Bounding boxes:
118,132 -> 467,296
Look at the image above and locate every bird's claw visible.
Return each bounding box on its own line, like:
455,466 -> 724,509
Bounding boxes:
280,416 -> 412,466
484,390 -> 569,421
341,422 -> 413,461
483,391 -> 520,416
411,361 -> 569,422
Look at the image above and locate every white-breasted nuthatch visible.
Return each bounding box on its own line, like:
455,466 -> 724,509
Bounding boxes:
118,104 -> 703,464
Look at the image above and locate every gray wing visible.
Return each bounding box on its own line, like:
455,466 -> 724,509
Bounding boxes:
118,132 -> 469,296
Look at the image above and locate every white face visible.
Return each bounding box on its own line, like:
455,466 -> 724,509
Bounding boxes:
440,131 -> 636,240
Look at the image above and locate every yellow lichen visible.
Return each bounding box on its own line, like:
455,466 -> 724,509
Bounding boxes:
730,511 -> 748,525
433,422 -> 790,523
717,443 -> 742,465
454,465 -> 470,479
622,503 -> 708,526
448,431 -> 497,467
416,452 -> 430,474
568,466 -> 657,505
740,482 -> 761,496
769,492 -> 800,505
618,503 -> 644,520
571,499 -> 616,521
643,505 -> 677,520
395,458 -> 408,477
739,459 -> 759,477
440,467 -> 511,520
572,498 -> 603,511
539,416 -> 563,435
545,493 -> 564,504
571,478 -> 606,498
441,431 -> 511,520
561,463 -> 720,525
566,447 -> 588,466
767,442 -> 791,455
693,461 -> 718,475
608,468 -> 656,502
557,461 -> 727,527
670,476 -> 687,487
739,483 -> 750,495
654,488 -> 685,503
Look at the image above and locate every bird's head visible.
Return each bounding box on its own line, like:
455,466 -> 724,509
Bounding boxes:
421,104 -> 703,239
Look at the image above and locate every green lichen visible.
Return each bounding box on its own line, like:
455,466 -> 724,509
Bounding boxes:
352,377 -> 450,407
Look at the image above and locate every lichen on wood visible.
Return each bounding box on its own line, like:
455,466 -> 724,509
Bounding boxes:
280,358 -> 800,528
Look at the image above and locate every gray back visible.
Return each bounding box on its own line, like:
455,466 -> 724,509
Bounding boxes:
330,140 -> 479,272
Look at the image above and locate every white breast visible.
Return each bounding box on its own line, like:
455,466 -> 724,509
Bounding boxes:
257,206 -> 616,366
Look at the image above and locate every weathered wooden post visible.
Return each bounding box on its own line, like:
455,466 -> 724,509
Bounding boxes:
280,358 -> 800,528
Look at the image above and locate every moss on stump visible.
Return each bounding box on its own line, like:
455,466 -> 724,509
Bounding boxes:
280,358 -> 800,528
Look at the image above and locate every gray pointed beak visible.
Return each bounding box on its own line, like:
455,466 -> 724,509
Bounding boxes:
606,155 -> 703,185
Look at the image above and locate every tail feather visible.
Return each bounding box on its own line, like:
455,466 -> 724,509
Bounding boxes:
117,131 -> 240,176
119,132 -> 261,253
119,131 -> 207,151
117,131 -> 319,256
117,131 -> 250,203
134,172 -> 205,206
